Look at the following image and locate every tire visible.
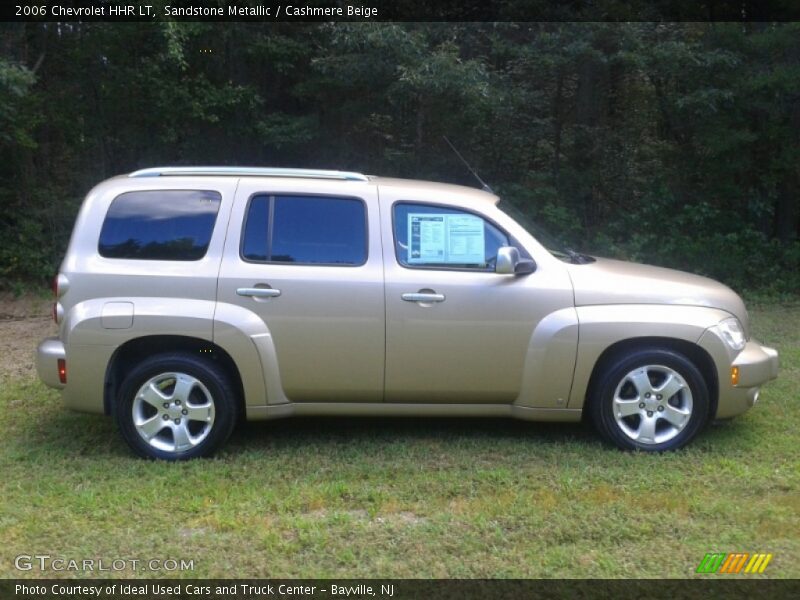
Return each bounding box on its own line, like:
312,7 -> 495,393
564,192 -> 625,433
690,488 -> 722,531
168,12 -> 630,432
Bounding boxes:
589,348 -> 709,451
115,353 -> 238,460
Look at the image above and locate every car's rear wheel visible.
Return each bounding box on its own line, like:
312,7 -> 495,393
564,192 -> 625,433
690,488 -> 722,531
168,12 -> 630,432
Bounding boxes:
589,348 -> 709,451
116,353 -> 238,460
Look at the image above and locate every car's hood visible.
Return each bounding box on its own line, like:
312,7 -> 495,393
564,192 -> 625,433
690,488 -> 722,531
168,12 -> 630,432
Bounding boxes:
566,257 -> 748,333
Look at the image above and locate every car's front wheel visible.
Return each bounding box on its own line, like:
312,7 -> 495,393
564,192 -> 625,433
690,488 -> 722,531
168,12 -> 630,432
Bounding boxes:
115,353 -> 238,460
589,348 -> 710,451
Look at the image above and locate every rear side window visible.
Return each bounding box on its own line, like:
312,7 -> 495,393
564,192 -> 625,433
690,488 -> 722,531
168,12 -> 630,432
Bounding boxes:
99,190 -> 221,260
242,195 -> 367,266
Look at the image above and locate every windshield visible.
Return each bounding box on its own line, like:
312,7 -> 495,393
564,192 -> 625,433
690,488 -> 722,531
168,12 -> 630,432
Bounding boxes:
497,200 -> 593,264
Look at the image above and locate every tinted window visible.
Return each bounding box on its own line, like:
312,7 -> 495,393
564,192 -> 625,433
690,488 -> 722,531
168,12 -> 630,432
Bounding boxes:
242,195 -> 366,265
393,203 -> 509,270
99,190 -> 221,260
241,196 -> 270,261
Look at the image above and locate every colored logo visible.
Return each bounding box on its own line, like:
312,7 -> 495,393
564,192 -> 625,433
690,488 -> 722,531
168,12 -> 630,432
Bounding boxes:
696,553 -> 772,574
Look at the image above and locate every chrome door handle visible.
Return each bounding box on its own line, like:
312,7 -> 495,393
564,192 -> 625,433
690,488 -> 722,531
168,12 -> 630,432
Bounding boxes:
237,287 -> 281,298
401,292 -> 445,303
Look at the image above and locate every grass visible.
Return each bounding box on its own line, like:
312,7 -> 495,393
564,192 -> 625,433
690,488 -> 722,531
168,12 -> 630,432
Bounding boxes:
0,303 -> 798,579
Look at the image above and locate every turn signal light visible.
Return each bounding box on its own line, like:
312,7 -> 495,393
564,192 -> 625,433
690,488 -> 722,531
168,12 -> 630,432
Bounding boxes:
731,366 -> 739,386
57,359 -> 67,384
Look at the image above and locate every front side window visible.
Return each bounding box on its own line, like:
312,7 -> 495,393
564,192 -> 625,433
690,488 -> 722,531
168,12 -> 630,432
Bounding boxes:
242,195 -> 367,266
393,203 -> 509,270
98,190 -> 221,260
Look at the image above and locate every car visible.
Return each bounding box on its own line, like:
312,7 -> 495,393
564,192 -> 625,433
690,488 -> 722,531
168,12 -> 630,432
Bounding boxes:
36,166 -> 779,459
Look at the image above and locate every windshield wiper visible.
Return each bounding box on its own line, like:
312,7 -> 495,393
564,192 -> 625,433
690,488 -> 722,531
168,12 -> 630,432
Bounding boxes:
566,248 -> 594,264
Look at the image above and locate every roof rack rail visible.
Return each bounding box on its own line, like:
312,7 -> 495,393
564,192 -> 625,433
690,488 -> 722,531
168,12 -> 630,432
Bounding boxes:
128,166 -> 369,182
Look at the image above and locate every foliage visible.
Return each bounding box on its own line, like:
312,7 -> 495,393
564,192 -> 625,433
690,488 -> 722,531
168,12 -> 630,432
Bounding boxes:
0,22 -> 798,293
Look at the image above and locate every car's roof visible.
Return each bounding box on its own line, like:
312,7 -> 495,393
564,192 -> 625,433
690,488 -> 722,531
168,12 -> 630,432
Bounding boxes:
118,167 -> 500,206
367,176 -> 498,205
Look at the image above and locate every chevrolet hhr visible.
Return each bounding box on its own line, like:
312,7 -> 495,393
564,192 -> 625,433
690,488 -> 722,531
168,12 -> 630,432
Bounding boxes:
36,167 -> 779,459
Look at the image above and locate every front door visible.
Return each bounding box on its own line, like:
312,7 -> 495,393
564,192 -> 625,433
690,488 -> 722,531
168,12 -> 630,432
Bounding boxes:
381,196 -> 558,404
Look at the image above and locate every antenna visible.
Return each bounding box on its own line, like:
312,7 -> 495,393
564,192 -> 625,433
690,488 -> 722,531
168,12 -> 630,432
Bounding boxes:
443,136 -> 494,194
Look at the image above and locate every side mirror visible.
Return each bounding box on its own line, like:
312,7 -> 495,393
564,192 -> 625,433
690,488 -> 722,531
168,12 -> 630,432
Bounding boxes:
495,246 -> 536,275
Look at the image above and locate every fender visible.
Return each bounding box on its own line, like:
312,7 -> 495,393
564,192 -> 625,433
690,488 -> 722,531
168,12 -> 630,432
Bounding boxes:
568,304 -> 732,409
64,297 -> 215,345
213,302 -> 286,411
515,307 -> 579,409
62,297 -> 218,413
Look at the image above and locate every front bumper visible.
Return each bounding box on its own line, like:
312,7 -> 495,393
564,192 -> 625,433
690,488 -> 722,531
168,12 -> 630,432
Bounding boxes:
36,337 -> 66,389
723,340 -> 779,418
698,329 -> 779,419
734,340 -> 779,385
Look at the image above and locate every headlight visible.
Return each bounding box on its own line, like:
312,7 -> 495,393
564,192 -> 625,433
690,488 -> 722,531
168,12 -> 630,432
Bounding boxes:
719,317 -> 746,351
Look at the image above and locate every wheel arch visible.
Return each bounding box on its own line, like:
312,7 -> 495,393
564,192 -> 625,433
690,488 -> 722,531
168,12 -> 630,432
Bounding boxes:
104,335 -> 245,418
582,336 -> 718,421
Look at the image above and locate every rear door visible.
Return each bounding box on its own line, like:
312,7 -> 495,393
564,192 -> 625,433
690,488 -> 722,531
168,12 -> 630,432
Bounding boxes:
218,179 -> 384,402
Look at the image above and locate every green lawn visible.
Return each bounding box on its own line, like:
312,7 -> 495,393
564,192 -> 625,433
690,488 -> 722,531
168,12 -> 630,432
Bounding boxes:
1,303 -> 797,579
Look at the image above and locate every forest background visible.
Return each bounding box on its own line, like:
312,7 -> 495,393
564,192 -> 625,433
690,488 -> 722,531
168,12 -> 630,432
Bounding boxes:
1,21 -> 798,295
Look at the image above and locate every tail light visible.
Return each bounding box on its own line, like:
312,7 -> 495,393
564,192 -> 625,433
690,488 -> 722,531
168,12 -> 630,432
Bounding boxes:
52,274 -> 68,324
53,273 -> 69,298
57,359 -> 67,384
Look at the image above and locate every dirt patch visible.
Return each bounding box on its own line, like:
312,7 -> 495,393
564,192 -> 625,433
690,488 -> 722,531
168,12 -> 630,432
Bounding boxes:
0,292 -> 52,319
0,293 -> 56,380
302,509 -> 427,527
373,511 -> 427,526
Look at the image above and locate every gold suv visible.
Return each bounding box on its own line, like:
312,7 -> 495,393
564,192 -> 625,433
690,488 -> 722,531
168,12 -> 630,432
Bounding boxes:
36,167 -> 779,459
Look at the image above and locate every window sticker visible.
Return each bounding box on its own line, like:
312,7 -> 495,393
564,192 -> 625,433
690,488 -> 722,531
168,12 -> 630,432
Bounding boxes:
407,213 -> 485,265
